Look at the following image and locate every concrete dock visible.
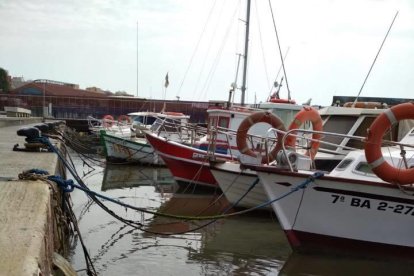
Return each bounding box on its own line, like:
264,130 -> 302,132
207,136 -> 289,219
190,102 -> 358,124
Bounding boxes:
0,118 -> 68,275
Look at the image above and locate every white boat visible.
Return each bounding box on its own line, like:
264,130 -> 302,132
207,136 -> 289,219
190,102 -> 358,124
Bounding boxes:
210,102 -> 398,211
246,103 -> 414,256
128,111 -> 167,137
209,160 -> 271,210
101,112 -> 191,165
88,114 -> 132,138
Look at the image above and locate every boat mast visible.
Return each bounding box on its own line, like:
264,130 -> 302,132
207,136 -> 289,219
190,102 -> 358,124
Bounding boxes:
137,21 -> 138,98
240,0 -> 251,106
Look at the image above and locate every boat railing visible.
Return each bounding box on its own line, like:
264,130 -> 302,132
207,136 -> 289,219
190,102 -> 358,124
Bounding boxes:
87,116 -> 102,130
264,127 -> 414,172
152,117 -> 207,143
206,126 -> 279,160
88,115 -> 133,138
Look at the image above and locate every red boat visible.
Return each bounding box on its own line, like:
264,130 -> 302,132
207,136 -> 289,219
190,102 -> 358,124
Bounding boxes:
145,131 -> 233,188
145,102 -> 302,188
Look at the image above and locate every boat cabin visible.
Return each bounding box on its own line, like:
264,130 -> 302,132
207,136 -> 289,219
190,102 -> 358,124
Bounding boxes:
329,128 -> 414,181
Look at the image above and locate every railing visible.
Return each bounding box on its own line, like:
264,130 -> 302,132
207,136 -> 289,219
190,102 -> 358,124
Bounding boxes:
204,125 -> 279,161
264,127 -> 414,172
150,117 -> 208,144
87,116 -> 132,137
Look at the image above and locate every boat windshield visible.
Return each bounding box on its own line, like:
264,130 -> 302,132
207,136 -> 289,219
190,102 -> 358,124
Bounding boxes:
134,116 -> 157,126
150,118 -> 182,132
319,115 -> 358,150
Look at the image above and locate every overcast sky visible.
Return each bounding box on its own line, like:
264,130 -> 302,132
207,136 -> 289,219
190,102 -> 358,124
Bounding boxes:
1,0 -> 413,106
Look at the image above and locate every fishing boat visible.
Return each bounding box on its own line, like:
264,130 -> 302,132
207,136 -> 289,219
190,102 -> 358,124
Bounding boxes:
88,114 -> 133,138
245,102 -> 414,256
101,112 -> 191,165
146,102 -> 302,188
145,0 -> 304,188
209,100 -> 401,211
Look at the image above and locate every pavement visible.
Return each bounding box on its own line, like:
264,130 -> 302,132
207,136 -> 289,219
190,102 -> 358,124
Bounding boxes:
0,121 -> 64,275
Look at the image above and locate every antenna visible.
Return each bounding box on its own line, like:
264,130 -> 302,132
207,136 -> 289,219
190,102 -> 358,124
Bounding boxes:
136,20 -> 139,98
353,11 -> 399,106
268,0 -> 291,100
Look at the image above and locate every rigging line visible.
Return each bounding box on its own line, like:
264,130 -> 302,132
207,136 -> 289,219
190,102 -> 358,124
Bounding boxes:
268,47 -> 290,100
229,0 -> 243,104
200,4 -> 240,100
268,0 -> 291,100
233,0 -> 243,76
353,11 -> 399,106
176,0 -> 217,97
254,0 -> 272,92
200,2 -> 238,99
192,0 -> 227,97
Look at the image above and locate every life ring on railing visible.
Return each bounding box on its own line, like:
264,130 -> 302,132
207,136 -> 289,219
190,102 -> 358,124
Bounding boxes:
118,115 -> 131,124
236,111 -> 286,164
285,107 -> 323,160
269,98 -> 296,104
343,102 -> 383,109
102,115 -> 114,128
364,102 -> 414,185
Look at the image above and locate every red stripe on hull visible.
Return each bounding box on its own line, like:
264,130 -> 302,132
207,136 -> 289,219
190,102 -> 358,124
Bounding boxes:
161,155 -> 218,187
285,230 -> 414,258
146,133 -> 224,187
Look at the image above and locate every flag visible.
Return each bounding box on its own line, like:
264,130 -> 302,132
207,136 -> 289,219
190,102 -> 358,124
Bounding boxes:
164,73 -> 169,88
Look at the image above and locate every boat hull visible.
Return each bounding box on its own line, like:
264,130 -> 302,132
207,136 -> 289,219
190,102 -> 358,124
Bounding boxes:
101,131 -> 164,165
256,169 -> 414,255
145,132 -> 234,188
210,162 -> 271,211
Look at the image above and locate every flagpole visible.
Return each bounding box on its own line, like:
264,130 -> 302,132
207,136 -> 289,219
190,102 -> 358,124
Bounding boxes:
162,72 -> 169,112
136,20 -> 139,97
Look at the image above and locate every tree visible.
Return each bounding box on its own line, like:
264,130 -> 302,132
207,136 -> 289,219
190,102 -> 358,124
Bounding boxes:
0,68 -> 11,92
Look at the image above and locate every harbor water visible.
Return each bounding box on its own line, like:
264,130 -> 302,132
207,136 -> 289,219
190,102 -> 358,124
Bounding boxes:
68,154 -> 414,275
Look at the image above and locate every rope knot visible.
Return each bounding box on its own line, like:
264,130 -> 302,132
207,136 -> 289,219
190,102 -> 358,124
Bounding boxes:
309,171 -> 324,182
47,175 -> 75,193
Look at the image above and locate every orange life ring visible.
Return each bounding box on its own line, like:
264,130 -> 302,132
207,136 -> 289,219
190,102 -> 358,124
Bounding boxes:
344,102 -> 383,109
269,98 -> 296,104
236,111 -> 286,163
102,115 -> 114,128
118,115 -> 131,124
364,102 -> 414,185
285,107 -> 323,160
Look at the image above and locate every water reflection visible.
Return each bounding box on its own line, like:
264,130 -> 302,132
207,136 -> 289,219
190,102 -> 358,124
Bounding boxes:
71,160 -> 414,276
102,164 -> 176,191
70,161 -> 288,275
280,252 -> 414,276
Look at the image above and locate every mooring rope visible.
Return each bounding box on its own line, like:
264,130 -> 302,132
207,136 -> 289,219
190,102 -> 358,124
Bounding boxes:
21,165 -> 324,221
26,134 -> 324,232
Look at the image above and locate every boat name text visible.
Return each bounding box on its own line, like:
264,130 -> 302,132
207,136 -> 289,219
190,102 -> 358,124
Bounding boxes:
331,194 -> 414,215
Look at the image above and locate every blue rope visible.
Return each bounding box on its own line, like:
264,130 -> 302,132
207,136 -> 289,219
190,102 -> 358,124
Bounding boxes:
27,169 -> 49,175
42,171 -> 324,218
250,171 -> 325,211
32,134 -> 325,220
47,175 -> 75,193
31,136 -> 53,152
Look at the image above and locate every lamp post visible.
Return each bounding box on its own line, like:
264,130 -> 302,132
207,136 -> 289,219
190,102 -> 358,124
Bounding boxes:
43,81 -> 46,119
